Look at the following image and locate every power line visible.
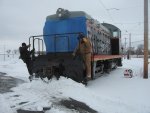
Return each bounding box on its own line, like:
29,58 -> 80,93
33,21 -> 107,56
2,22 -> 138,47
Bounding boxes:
117,5 -> 143,10
131,40 -> 144,43
115,22 -> 144,25
97,0 -> 114,22
122,32 -> 150,35
127,38 -> 150,44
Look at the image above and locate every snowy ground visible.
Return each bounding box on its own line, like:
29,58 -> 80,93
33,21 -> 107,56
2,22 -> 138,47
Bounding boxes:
0,57 -> 150,113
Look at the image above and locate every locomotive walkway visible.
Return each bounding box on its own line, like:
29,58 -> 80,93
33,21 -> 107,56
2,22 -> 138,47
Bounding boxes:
93,55 -> 122,61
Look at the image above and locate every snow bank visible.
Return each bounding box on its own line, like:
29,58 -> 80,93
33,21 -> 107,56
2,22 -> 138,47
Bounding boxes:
0,58 -> 150,113
0,94 -> 14,113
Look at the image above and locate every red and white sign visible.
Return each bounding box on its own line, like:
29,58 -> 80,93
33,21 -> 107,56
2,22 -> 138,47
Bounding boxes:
124,69 -> 133,78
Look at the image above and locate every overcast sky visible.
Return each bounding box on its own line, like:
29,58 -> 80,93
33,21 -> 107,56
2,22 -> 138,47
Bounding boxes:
0,0 -> 149,50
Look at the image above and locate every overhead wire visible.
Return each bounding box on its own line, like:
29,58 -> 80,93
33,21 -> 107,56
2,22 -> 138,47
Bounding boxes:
96,0 -> 149,44
115,22 -> 144,25
122,34 -> 150,36
131,40 -> 144,44
117,5 -> 143,10
97,0 -> 114,23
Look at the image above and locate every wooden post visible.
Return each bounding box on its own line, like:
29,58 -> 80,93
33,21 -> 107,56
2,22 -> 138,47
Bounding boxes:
143,0 -> 148,79
129,33 -> 131,59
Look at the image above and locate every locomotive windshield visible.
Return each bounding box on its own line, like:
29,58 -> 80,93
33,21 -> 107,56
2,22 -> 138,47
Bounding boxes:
113,31 -> 120,38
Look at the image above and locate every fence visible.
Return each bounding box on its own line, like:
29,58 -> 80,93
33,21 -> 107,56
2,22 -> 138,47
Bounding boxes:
0,54 -> 19,61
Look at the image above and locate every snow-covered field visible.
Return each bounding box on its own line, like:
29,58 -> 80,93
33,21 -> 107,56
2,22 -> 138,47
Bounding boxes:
0,57 -> 150,113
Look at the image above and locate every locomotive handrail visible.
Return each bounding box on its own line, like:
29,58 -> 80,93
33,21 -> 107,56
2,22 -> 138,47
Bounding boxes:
33,38 -> 44,55
34,38 -> 40,54
29,36 -> 44,59
30,32 -> 84,55
28,32 -> 85,57
29,36 -> 34,51
39,39 -> 44,53
29,32 -> 83,38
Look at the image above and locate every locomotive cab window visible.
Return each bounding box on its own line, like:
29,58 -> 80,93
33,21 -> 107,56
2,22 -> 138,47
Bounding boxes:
113,31 -> 119,38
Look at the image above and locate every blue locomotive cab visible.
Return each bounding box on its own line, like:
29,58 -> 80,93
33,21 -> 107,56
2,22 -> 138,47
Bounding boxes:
43,8 -> 88,53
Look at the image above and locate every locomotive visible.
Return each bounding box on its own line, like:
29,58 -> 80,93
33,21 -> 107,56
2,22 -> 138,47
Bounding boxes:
27,8 -> 122,83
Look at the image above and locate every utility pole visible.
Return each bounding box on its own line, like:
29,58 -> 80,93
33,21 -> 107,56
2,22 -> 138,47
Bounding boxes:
124,37 -> 127,59
144,0 -> 148,79
4,45 -> 5,61
129,33 -> 131,59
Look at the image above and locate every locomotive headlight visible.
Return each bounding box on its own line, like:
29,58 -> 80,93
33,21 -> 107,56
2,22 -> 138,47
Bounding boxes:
57,8 -> 63,13
56,8 -> 69,18
58,13 -> 62,17
56,8 -> 64,18
58,8 -> 62,12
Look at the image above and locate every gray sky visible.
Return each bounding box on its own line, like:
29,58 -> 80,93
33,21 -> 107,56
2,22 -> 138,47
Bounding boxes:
0,0 -> 149,50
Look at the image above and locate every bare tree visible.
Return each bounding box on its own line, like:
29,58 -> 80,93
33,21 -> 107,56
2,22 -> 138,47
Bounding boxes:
13,49 -> 18,54
127,47 -> 135,55
6,49 -> 11,57
135,44 -> 144,57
